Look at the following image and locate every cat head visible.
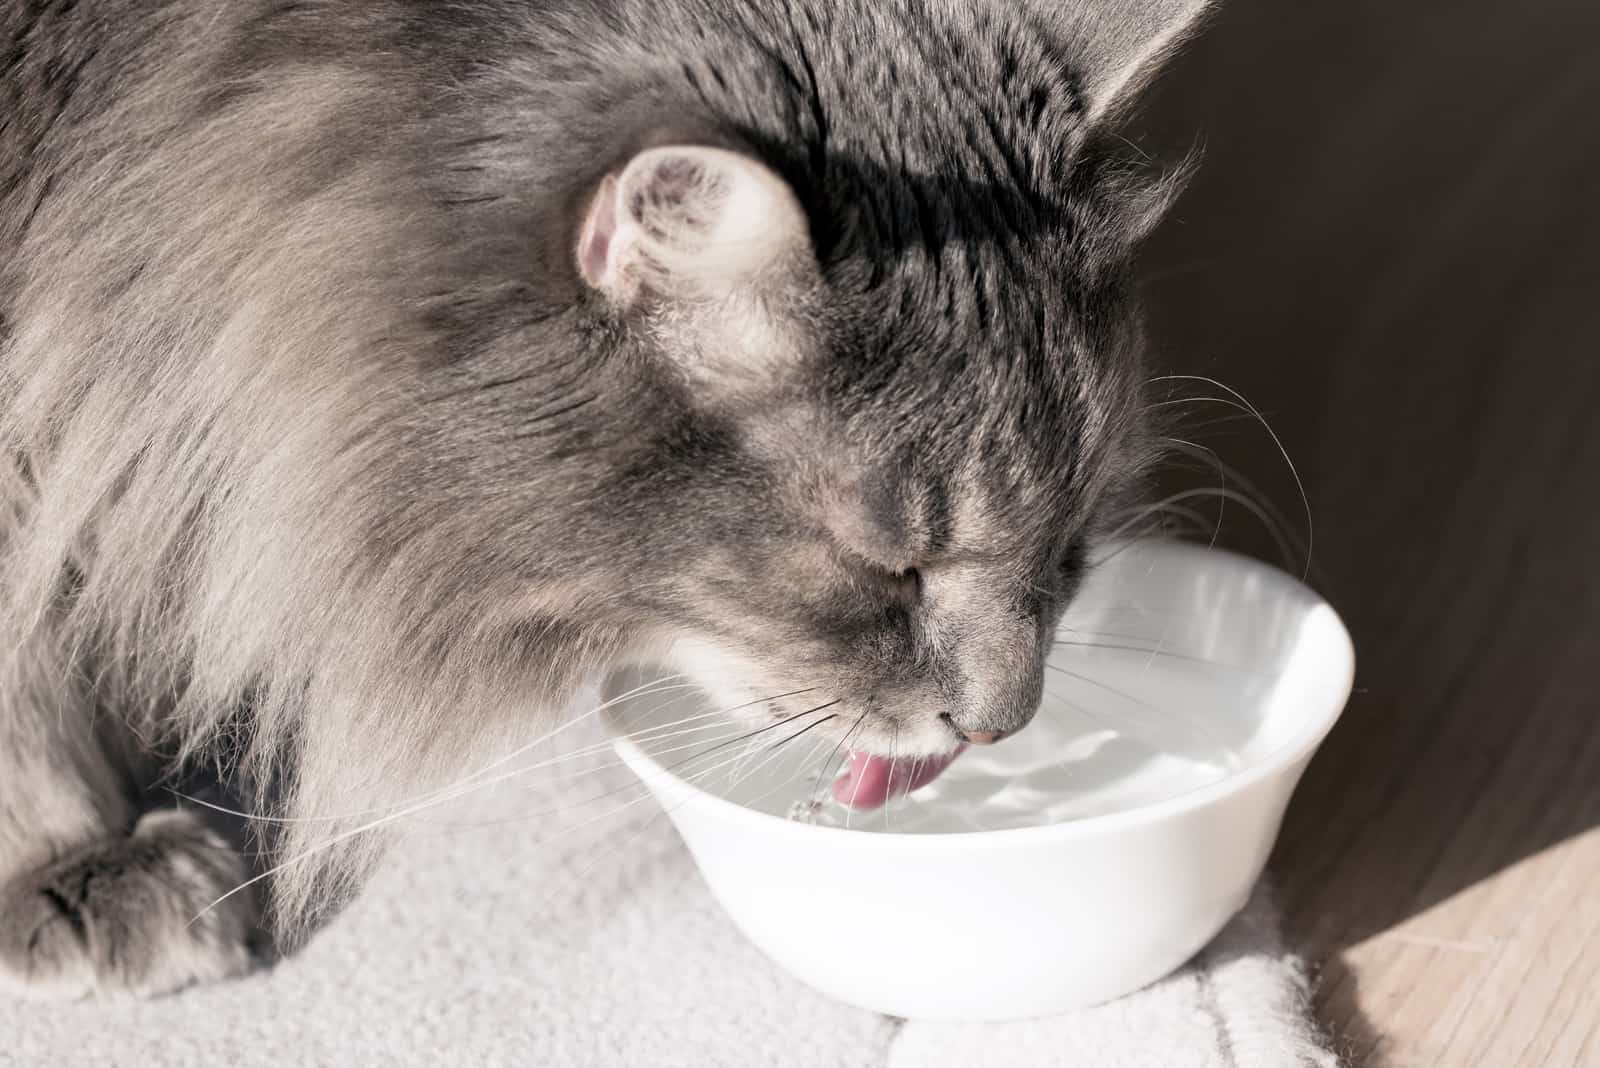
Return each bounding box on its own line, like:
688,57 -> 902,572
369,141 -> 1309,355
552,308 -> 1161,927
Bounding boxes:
565,141 -> 1153,758
376,0 -> 1208,760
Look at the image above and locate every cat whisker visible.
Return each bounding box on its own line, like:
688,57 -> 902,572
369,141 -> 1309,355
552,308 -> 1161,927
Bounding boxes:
187,691 -> 830,924
1042,682 -> 1238,766
177,680 -> 819,828
413,690 -> 844,827
656,714 -> 842,810
1097,486 -> 1298,571
842,713 -> 880,830
1107,502 -> 1216,543
1160,437 -> 1308,566
1146,373 -> 1315,580
722,714 -> 841,800
813,710 -> 868,808
401,692 -> 838,824
1044,662 -> 1159,710
1057,621 -> 1176,644
1088,521 -> 1179,566
1099,488 -> 1219,540
518,707 -> 849,924
884,724 -> 901,831
168,672 -> 695,826
737,732 -> 843,814
761,710 -> 840,755
1140,394 -> 1239,415
1156,504 -> 1218,539
659,699 -> 841,780
1050,638 -> 1259,673
411,710 -> 824,831
440,711 -> 833,831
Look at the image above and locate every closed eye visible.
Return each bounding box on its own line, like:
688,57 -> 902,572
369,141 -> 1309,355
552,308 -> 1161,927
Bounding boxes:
836,545 -> 923,604
892,566 -> 923,602
866,564 -> 921,605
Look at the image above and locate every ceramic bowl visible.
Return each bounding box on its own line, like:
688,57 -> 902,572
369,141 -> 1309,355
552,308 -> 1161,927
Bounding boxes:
600,540 -> 1354,1021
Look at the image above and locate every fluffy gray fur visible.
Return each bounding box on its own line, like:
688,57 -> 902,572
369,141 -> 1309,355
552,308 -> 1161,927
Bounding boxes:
0,0 -> 1208,996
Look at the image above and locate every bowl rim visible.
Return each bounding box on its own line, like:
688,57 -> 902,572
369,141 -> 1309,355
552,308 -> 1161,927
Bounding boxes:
600,541 -> 1355,851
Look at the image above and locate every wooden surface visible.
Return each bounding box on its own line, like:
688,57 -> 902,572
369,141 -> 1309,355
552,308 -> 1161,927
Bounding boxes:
1132,1 -> 1600,1064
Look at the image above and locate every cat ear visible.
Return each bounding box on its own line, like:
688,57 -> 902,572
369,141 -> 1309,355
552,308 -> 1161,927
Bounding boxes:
576,145 -> 811,304
1035,0 -> 1212,125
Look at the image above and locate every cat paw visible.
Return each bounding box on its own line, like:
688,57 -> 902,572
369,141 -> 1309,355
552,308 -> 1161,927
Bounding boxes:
0,809 -> 259,999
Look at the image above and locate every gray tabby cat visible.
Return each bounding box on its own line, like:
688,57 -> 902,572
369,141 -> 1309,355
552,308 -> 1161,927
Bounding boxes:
0,0 -> 1207,998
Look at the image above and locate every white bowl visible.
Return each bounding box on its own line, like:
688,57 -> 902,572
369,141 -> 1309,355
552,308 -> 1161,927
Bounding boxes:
600,540 -> 1354,1021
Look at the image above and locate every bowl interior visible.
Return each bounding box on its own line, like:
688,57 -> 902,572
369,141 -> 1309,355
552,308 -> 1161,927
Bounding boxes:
602,540 -> 1353,834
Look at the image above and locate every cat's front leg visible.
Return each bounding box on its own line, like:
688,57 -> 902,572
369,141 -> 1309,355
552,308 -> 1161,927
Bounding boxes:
0,661 -> 259,999
0,810 -> 260,1000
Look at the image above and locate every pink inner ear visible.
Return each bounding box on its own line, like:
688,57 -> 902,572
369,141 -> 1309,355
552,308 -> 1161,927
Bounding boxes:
577,174 -> 619,288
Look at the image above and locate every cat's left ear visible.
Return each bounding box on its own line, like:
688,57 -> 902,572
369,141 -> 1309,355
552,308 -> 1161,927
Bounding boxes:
576,145 -> 812,305
1032,0 -> 1213,126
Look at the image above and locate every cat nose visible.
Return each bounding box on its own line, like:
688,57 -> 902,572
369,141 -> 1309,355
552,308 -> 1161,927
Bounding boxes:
939,715 -> 1017,746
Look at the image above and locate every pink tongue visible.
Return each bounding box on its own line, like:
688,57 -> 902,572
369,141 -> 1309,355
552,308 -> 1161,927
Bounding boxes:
831,745 -> 967,810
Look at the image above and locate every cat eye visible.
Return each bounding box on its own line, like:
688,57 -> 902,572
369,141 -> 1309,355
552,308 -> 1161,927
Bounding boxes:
863,564 -> 921,604
837,544 -> 923,602
892,567 -> 923,600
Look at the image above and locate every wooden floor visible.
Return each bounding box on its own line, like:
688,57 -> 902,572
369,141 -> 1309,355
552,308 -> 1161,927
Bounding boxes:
1132,2 -> 1600,1064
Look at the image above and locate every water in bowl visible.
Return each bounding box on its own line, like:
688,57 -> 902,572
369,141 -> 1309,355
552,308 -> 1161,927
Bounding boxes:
616,643 -> 1268,834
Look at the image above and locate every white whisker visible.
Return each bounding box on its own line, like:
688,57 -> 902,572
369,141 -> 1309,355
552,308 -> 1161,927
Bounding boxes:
813,711 -> 867,807
187,687 -> 825,925
171,673 -> 693,827
1148,374 -> 1315,580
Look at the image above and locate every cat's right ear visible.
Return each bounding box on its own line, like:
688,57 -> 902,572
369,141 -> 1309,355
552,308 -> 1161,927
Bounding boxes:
576,145 -> 812,306
1031,0 -> 1213,126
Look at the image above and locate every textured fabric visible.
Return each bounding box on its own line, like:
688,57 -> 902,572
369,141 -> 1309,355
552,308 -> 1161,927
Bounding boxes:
886,888 -> 1340,1068
1,720 -> 1338,1068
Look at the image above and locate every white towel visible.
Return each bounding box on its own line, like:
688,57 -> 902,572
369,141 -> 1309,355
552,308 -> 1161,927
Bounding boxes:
2,720 -> 1338,1068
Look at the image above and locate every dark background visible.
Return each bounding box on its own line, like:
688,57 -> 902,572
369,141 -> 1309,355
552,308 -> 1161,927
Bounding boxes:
1131,0 -> 1600,1058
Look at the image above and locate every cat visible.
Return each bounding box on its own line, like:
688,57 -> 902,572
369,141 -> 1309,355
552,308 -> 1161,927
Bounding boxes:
0,0 -> 1208,998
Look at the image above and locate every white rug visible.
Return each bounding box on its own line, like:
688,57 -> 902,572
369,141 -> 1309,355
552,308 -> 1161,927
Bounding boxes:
2,719 -> 1339,1068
